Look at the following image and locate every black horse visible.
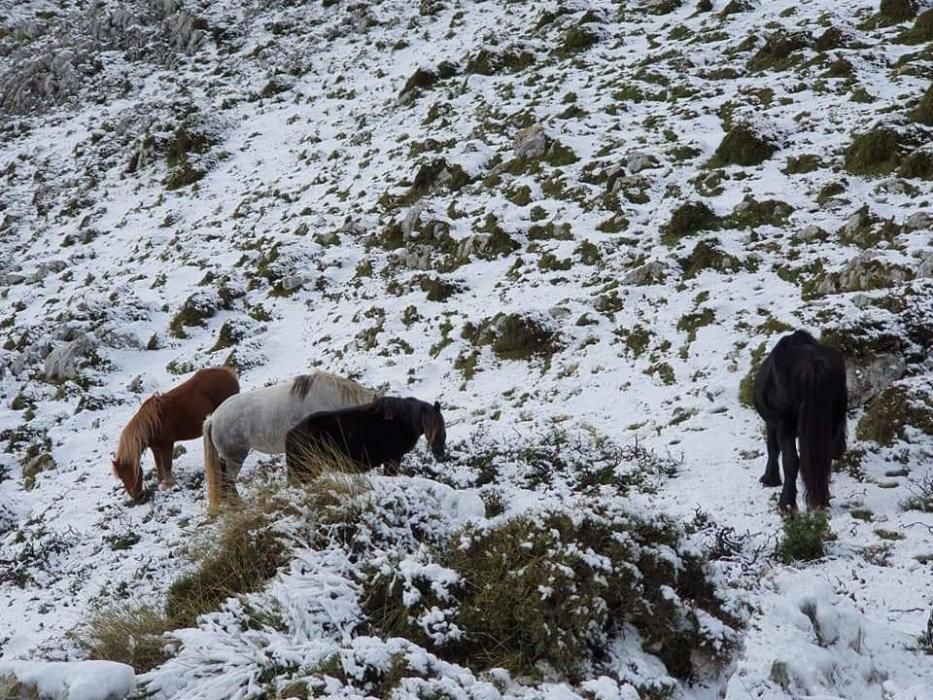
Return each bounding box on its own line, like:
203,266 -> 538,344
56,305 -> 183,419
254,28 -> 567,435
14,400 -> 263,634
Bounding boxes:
753,330 -> 847,511
285,396 -> 447,481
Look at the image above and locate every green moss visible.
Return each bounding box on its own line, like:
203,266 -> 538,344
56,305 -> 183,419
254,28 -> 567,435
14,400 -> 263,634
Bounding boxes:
647,362 -> 676,385
843,128 -> 903,176
661,201 -> 719,246
463,313 -> 560,362
210,321 -> 244,352
708,124 -> 776,168
419,276 -> 462,302
528,221 -> 572,240
680,240 -> 741,279
908,82 -> 933,125
897,149 -> 933,179
505,184 -> 532,206
816,181 -> 847,206
776,512 -> 833,563
677,308 -> 715,343
783,154 -> 822,174
169,294 -> 217,338
555,25 -> 599,58
856,385 -> 933,446
466,48 -> 534,75
898,9 -> 933,44
725,197 -> 794,230
823,57 -> 855,78
872,0 -> 918,27
575,240 -> 601,265
738,342 -> 767,408
748,31 -> 811,72
596,215 -> 629,233
622,325 -> 653,358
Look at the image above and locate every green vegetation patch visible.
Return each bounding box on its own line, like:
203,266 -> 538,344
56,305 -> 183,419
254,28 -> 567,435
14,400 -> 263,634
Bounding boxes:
708,124 -> 777,168
856,383 -> 933,446
661,201 -> 720,246
898,9 -> 933,44
463,313 -> 561,361
843,127 -> 904,176
365,501 -> 737,682
738,342 -> 767,408
680,239 -> 742,279
748,31 -> 811,72
776,511 -> 833,564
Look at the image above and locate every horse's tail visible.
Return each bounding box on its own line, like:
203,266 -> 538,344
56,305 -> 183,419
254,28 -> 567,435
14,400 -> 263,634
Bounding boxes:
203,416 -> 223,515
796,355 -> 835,509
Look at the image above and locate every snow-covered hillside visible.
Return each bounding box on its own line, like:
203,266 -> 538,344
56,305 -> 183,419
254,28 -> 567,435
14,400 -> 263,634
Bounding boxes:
1,0 -> 931,698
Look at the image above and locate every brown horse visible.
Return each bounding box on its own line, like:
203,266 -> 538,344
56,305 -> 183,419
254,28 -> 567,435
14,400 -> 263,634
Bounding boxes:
285,397 -> 447,482
112,366 -> 239,499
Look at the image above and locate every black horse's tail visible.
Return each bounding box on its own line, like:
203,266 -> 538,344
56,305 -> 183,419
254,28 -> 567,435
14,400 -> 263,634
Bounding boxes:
795,355 -> 835,509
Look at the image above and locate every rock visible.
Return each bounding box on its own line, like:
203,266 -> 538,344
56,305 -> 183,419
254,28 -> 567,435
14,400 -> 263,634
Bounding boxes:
43,333 -> 95,381
917,252 -> 933,278
905,211 -> 932,231
796,225 -> 828,242
513,124 -> 549,160
401,202 -> 427,238
813,253 -> 912,295
279,274 -> 307,292
622,261 -> 667,286
626,151 -> 659,173
847,354 -> 907,408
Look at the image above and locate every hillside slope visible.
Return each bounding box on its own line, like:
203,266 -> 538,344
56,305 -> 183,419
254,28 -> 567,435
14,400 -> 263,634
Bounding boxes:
1,0 -> 932,698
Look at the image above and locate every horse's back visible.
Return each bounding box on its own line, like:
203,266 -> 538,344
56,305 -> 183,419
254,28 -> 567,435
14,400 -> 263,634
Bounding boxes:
212,376 -> 374,455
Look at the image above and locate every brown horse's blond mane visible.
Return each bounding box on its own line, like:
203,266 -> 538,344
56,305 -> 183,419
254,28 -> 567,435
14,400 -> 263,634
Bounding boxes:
115,394 -> 164,473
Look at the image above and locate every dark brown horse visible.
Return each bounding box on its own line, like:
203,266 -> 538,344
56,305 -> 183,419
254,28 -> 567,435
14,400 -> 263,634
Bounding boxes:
753,330 -> 847,511
285,396 -> 446,481
112,366 -> 239,499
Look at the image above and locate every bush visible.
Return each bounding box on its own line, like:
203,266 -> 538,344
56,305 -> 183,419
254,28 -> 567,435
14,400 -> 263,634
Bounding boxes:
167,509 -> 287,627
708,124 -> 777,167
776,511 -> 833,563
661,201 -> 719,245
902,471 -> 933,512
843,127 -> 903,175
365,501 -> 738,681
856,384 -> 933,446
77,605 -> 174,672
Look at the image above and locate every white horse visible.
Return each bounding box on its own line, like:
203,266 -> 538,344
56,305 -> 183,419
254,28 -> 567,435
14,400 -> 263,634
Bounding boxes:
203,371 -> 377,513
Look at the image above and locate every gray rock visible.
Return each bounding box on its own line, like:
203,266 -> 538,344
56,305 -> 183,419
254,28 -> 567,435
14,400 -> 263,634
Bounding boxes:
905,211 -> 932,232
622,261 -> 667,286
43,333 -> 95,381
814,253 -> 912,296
847,354 -> 907,408
513,124 -> 548,160
626,151 -> 659,174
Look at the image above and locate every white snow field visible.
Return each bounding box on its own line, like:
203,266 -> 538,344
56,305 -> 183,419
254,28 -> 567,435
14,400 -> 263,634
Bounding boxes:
0,0 -> 931,698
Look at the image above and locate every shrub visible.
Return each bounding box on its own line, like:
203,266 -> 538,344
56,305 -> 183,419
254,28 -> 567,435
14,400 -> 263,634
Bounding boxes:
708,124 -> 777,167
661,201 -> 719,245
166,509 -> 286,627
365,501 -> 738,681
738,342 -> 767,408
843,127 -> 903,175
77,605 -> 174,672
902,471 -> 933,512
856,384 -> 933,446
462,313 -> 561,361
776,511 -> 833,564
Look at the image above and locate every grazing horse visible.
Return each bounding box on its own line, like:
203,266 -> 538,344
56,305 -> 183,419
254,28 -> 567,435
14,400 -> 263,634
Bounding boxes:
753,330 -> 847,512
112,366 -> 239,499
284,397 -> 447,482
203,371 -> 377,513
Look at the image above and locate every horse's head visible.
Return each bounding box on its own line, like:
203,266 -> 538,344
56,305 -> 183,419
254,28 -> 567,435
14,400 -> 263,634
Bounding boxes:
112,454 -> 143,500
422,401 -> 447,461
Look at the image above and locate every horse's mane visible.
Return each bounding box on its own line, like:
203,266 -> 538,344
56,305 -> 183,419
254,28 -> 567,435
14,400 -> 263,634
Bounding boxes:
291,371 -> 376,404
115,395 -> 163,472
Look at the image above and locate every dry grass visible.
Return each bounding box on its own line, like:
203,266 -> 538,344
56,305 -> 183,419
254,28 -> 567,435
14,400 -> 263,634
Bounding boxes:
76,604 -> 175,673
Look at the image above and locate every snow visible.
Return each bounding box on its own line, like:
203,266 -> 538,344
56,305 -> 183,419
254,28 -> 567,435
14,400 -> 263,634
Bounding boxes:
0,660 -> 135,700
1,0 -> 932,697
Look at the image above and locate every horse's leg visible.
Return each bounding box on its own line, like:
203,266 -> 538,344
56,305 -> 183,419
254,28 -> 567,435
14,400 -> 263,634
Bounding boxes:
760,424 -> 781,487
777,425 -> 799,512
156,445 -> 176,490
220,450 -> 246,504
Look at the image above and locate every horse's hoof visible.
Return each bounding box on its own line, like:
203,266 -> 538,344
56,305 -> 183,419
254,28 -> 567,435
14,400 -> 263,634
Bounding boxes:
158,479 -> 177,491
760,475 -> 782,487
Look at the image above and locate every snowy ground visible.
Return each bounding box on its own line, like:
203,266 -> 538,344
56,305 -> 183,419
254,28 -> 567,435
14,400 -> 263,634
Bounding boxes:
1,0 -> 932,698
